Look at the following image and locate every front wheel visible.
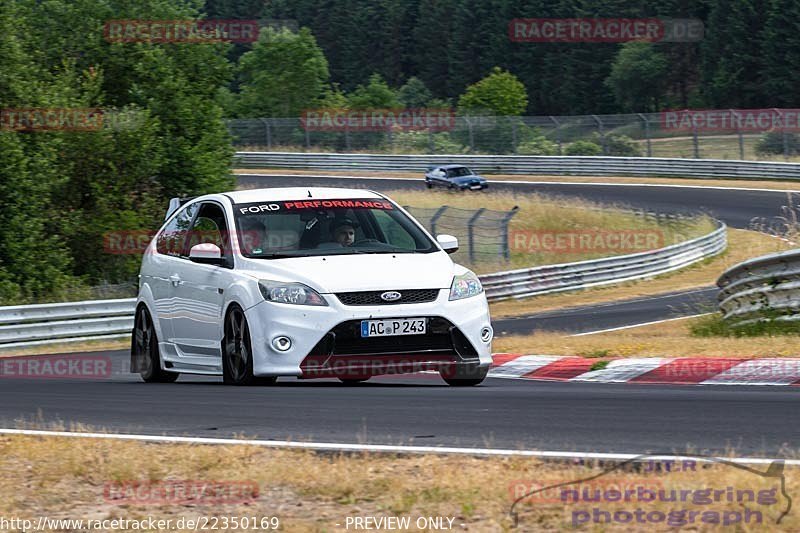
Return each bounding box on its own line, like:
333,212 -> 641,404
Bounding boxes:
132,306 -> 179,383
223,305 -> 277,386
425,181 -> 433,189
339,377 -> 370,385
441,364 -> 488,386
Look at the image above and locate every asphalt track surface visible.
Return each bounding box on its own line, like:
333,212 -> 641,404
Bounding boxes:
237,173 -> 798,229
2,350 -> 799,456
3,175 -> 798,456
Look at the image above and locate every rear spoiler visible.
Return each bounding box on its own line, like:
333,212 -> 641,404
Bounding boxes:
165,196 -> 196,220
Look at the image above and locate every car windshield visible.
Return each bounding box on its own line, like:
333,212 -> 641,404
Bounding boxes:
233,197 -> 437,258
446,167 -> 473,177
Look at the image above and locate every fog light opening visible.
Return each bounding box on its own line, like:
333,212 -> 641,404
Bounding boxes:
272,336 -> 292,352
480,327 -> 493,343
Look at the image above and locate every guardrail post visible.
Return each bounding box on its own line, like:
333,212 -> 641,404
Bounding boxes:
260,118 -> 272,150
637,113 -> 652,157
466,115 -> 475,152
345,122 -> 351,151
592,115 -> 606,154
500,206 -> 520,261
467,208 -> 486,263
692,123 -> 699,158
776,109 -> 789,158
430,205 -> 449,237
731,109 -> 744,159
304,126 -> 311,150
549,116 -> 562,154
512,119 -> 518,154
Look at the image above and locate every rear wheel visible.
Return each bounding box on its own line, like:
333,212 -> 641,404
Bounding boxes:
441,364 -> 488,386
425,180 -> 432,189
223,305 -> 276,386
133,306 -> 179,383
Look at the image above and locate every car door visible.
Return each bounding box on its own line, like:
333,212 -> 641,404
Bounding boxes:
169,201 -> 234,363
148,202 -> 198,346
432,167 -> 448,187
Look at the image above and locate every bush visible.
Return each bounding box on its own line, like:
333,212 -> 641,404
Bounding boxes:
516,136 -> 558,155
591,133 -> 643,156
431,132 -> 467,154
755,130 -> 800,156
565,140 -> 602,155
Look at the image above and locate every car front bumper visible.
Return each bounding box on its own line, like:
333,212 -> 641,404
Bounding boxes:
245,289 -> 492,377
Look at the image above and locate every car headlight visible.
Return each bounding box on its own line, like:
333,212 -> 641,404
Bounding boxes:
258,280 -> 328,306
449,271 -> 483,300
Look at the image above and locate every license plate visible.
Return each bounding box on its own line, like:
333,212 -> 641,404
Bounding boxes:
469,185 -> 482,190
361,318 -> 426,337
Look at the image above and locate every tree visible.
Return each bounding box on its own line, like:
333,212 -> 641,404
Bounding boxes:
605,42 -> 668,112
761,0 -> 800,107
458,67 -> 527,116
237,27 -> 330,117
699,0 -> 763,108
398,76 -> 433,108
347,74 -> 401,109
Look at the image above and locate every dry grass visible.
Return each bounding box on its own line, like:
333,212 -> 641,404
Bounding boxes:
1,433 -> 798,531
382,190 -> 713,274
494,314 -> 800,358
489,229 -> 792,318
233,168 -> 800,191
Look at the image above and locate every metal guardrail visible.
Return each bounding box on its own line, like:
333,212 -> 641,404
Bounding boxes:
484,221 -> 727,301
0,223 -> 726,348
718,249 -> 800,325
234,152 -> 800,180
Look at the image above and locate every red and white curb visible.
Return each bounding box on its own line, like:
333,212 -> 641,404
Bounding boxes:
490,354 -> 800,386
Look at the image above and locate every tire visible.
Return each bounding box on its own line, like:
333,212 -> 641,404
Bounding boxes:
339,377 -> 370,385
425,181 -> 432,189
132,305 -> 179,383
441,364 -> 488,387
222,305 -> 277,386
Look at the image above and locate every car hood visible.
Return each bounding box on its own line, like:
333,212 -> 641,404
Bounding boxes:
238,252 -> 456,292
451,175 -> 485,184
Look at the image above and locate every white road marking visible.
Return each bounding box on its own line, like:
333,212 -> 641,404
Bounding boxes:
570,313 -> 712,337
570,358 -> 671,382
0,428 -> 795,465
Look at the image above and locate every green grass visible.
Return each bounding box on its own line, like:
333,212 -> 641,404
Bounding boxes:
690,312 -> 800,337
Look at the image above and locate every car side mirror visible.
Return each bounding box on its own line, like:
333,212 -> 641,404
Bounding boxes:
189,243 -> 225,265
436,234 -> 459,254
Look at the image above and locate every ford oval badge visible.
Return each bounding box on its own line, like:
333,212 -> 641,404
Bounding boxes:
380,291 -> 402,302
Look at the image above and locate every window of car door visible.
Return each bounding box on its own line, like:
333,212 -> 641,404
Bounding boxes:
156,203 -> 198,257
183,202 -> 233,267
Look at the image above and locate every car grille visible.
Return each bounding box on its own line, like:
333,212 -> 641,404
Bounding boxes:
300,317 -> 481,377
335,289 -> 440,306
305,317 -> 478,358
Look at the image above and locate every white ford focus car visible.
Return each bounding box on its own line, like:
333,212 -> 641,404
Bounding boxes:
131,187 -> 493,386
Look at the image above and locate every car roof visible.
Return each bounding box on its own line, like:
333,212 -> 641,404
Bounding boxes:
436,164 -> 471,170
220,187 -> 385,204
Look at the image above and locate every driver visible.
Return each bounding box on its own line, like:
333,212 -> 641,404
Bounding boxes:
331,217 -> 358,247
